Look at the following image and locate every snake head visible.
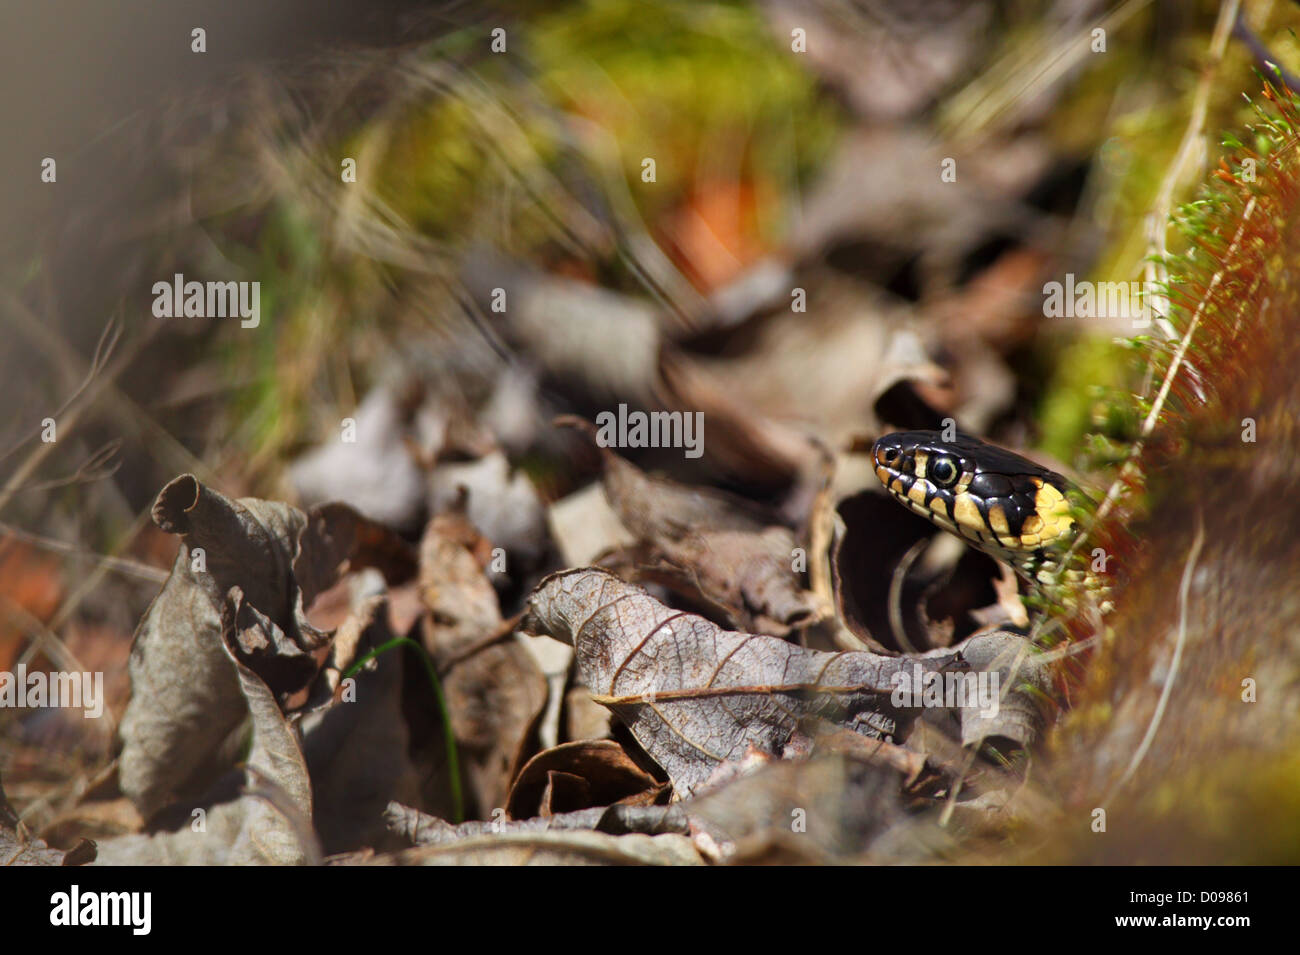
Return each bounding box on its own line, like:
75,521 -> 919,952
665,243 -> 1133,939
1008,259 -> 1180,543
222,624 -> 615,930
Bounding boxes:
872,430 -> 1076,572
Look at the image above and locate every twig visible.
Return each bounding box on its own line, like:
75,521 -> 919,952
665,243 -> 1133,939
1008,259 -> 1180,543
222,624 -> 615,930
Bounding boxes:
0,595 -> 116,757
10,440 -> 123,494
0,314 -> 121,466
942,0 -> 1152,143
0,520 -> 169,584
886,538 -> 926,655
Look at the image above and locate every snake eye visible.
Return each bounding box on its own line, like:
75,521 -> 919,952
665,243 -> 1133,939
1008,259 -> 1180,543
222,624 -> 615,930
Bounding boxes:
930,455 -> 959,487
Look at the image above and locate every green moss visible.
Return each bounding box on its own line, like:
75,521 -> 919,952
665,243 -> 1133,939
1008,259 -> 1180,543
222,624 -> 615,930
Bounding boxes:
368,1 -> 840,253
529,0 -> 840,230
1031,8 -> 1280,465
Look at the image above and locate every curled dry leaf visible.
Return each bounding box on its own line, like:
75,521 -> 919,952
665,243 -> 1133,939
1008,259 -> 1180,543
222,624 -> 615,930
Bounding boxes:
381,800 -> 700,866
94,631 -> 317,865
505,739 -> 666,819
559,416 -> 820,637
419,510 -> 503,648
521,569 -> 1047,797
832,489 -> 1002,652
118,474 -> 412,822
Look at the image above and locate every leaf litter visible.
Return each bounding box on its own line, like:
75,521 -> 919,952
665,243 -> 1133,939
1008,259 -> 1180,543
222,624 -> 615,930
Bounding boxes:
9,2 -> 1102,865
44,417 -> 1053,867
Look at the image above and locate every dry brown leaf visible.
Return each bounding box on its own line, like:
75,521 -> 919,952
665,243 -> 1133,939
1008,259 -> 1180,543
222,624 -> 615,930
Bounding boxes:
118,474 -> 412,822
521,569 -> 1045,797
505,739 -> 665,820
833,489 -> 1003,652
94,629 -> 317,865
380,800 -> 700,865
684,751 -> 908,864
418,510 -> 501,649
417,512 -> 547,817
384,800 -> 687,847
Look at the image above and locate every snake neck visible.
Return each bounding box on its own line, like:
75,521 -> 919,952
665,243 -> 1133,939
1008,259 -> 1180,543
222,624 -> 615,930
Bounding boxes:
1012,544 -> 1113,620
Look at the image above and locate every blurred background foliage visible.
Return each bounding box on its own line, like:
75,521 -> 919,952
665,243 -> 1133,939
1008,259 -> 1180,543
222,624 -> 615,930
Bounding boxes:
7,0 -> 1300,858
5,1 -> 1299,565
206,0 -> 843,475
163,0 -> 1290,484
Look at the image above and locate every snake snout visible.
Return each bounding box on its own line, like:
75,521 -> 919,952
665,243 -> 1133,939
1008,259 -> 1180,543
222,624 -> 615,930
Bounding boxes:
871,435 -> 907,471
